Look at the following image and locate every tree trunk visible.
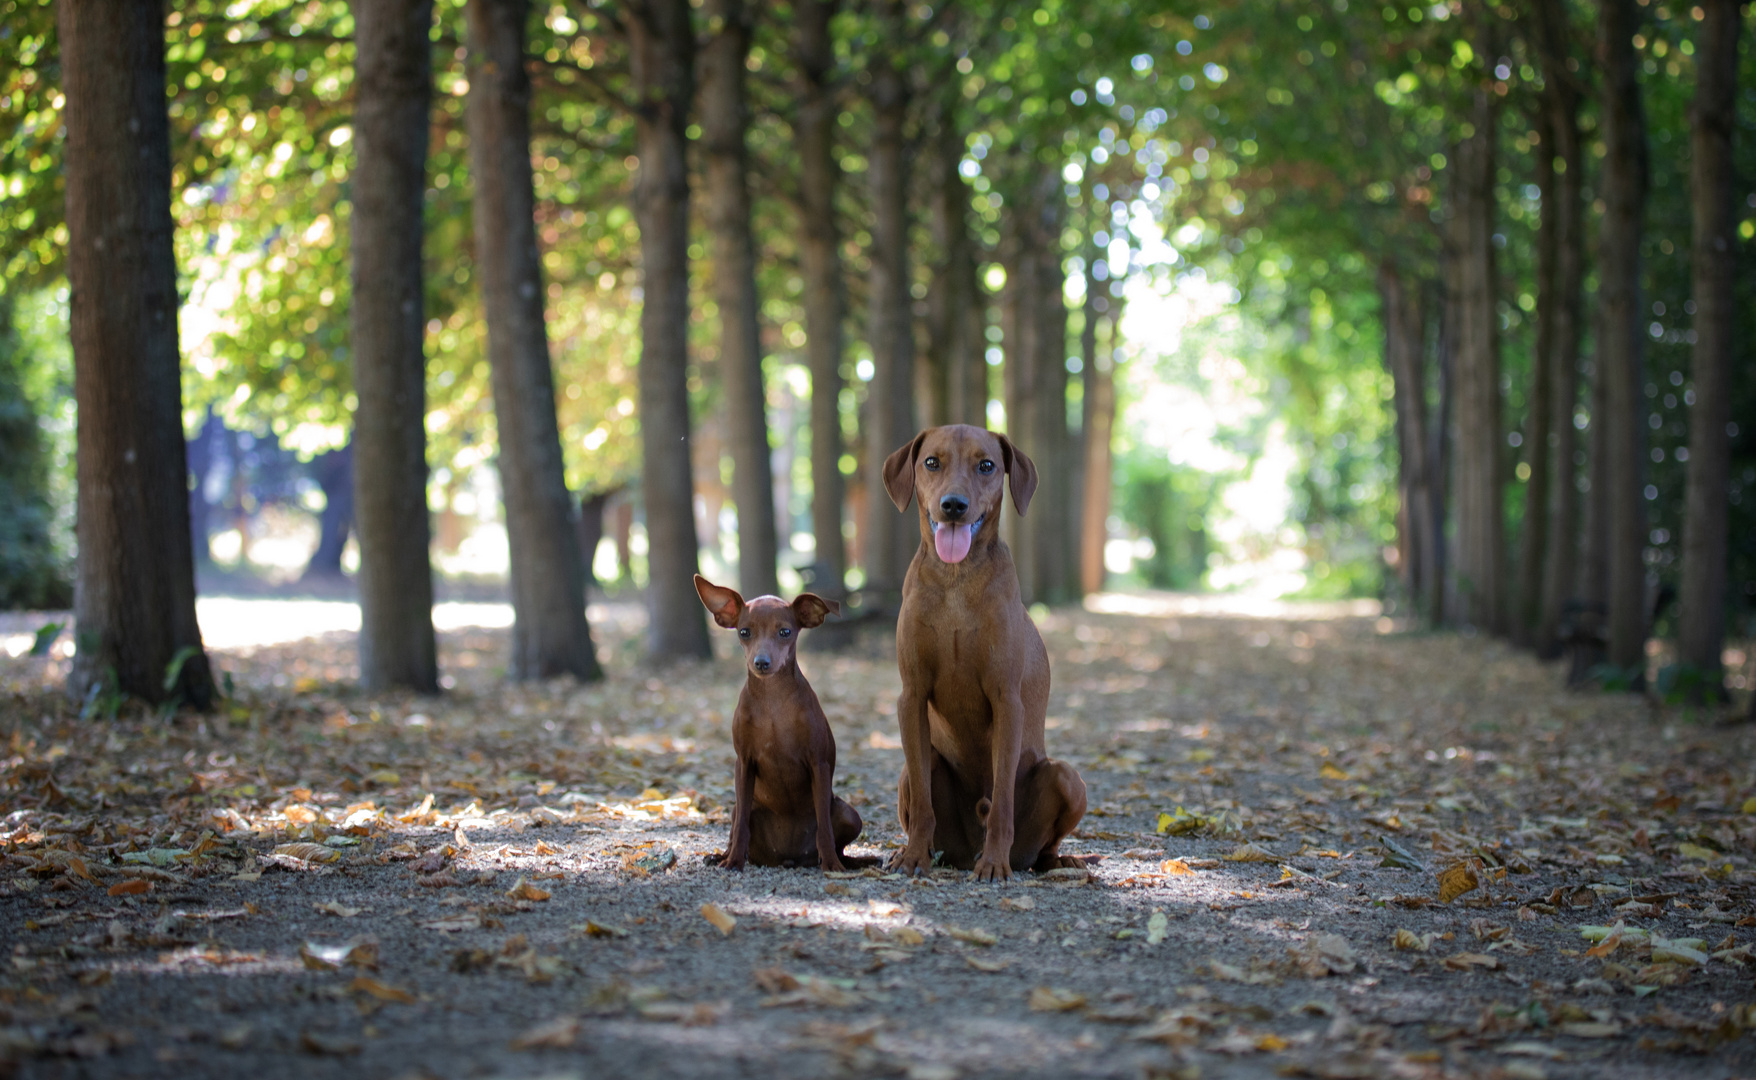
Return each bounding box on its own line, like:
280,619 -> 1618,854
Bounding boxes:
923,112 -> 985,428
1447,41 -> 1505,635
862,0 -> 915,614
1380,261 -> 1438,626
794,0 -> 848,625
629,0 -> 710,660
1597,0 -> 1651,681
1431,278 -> 1452,624
303,440 -> 353,579
576,487 -> 619,591
1029,165 -> 1071,605
1572,312 -> 1612,683
466,0 -> 600,681
1676,0 -> 1742,701
701,0 -> 779,600
351,0 -> 438,693
1532,0 -> 1585,660
61,0 -> 213,709
1515,104 -> 1556,648
999,187 -> 1038,599
1079,290 -> 1115,597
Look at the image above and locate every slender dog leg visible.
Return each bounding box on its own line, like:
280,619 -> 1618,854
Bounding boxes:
720,754 -> 755,870
973,690 -> 1027,882
810,754 -> 847,873
890,686 -> 937,875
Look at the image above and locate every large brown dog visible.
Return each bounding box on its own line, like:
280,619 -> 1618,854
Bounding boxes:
882,425 -> 1087,881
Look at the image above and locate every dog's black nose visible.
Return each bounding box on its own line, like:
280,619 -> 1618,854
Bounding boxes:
940,494 -> 968,520
752,655 -> 772,673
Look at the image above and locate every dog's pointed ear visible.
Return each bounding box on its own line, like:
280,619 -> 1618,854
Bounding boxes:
995,433 -> 1038,516
694,574 -> 745,628
791,593 -> 840,629
882,431 -> 928,512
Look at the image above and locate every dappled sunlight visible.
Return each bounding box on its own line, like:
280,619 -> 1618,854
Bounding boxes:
7,599 -> 1756,1075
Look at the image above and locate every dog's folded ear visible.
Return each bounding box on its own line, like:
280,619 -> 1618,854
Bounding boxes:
791,593 -> 841,629
994,433 -> 1038,516
694,574 -> 745,628
882,431 -> 928,511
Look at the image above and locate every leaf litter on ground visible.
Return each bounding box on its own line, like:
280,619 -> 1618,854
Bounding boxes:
2,597 -> 1754,1077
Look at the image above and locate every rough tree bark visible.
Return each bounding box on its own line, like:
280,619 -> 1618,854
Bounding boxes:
1532,0 -> 1586,660
701,0 -> 779,599
466,0 -> 600,680
351,0 -> 438,693
1597,0 -> 1651,681
1676,0 -> 1743,701
60,0 -> 214,708
862,0 -> 916,613
1380,261 -> 1438,627
629,0 -> 710,660
1446,34 -> 1505,636
794,0 -> 848,626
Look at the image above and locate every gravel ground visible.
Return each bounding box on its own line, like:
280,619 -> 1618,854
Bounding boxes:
3,593 -> 1755,1080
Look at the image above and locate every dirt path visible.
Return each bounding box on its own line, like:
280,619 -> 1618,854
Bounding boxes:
4,596 -> 1755,1080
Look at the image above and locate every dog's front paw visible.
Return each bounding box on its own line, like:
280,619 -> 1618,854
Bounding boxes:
888,847 -> 934,876
820,855 -> 847,874
717,853 -> 747,871
972,853 -> 1013,883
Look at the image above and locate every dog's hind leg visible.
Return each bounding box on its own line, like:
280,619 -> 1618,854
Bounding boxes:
831,796 -> 882,867
1009,757 -> 1089,872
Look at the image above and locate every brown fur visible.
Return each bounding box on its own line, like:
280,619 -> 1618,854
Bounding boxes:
694,575 -> 870,871
881,425 -> 1088,881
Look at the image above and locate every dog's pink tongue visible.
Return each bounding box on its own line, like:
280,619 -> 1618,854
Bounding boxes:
934,522 -> 974,564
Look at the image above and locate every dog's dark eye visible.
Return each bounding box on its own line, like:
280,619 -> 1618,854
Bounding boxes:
978,459 -> 996,474
778,627 -> 792,638
923,456 -> 940,471
738,627 -> 751,639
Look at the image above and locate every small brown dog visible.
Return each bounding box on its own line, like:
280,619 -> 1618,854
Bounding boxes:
881,425 -> 1088,881
695,575 -> 867,871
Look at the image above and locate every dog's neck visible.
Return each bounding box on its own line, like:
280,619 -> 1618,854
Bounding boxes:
743,659 -> 807,699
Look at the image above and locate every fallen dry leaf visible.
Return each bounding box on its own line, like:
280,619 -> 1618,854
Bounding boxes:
314,901 -> 361,918
107,879 -> 151,896
700,903 -> 736,936
1027,986 -> 1087,1012
509,1016 -> 581,1050
1437,861 -> 1480,904
348,975 -> 415,1003
272,842 -> 341,864
1223,844 -> 1278,863
506,877 -> 551,902
1147,910 -> 1170,945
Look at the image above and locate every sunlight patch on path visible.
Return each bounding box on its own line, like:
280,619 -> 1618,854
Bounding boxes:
1084,590 -> 1381,621
191,597 -> 638,650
